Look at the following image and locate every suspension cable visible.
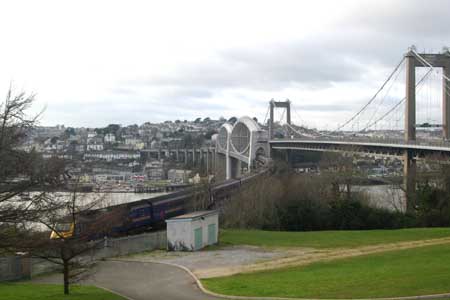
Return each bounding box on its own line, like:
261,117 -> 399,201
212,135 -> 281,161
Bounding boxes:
334,57 -> 406,131
285,123 -> 318,138
363,61 -> 405,130
262,105 -> 270,126
359,67 -> 434,132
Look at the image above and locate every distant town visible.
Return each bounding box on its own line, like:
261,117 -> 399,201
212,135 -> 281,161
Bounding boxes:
17,112 -> 445,196
19,117 -> 234,192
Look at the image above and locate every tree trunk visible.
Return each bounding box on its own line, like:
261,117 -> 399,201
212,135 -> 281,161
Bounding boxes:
63,260 -> 69,295
346,182 -> 351,200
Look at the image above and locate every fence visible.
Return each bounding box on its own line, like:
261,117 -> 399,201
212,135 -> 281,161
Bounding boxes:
0,230 -> 167,282
0,256 -> 31,282
88,230 -> 167,259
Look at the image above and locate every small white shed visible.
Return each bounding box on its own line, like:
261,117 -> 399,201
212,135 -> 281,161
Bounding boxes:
166,210 -> 219,251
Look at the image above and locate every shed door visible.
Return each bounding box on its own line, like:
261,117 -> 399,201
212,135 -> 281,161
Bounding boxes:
208,224 -> 216,244
194,227 -> 203,250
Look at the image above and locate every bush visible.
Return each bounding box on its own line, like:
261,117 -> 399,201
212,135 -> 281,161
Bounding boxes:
222,172 -> 421,231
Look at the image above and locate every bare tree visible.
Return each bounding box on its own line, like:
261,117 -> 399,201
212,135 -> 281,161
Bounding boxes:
221,175 -> 284,229
320,152 -> 359,200
20,181 -> 119,295
0,88 -> 66,249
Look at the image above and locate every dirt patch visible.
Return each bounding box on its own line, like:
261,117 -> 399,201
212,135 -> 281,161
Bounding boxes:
119,245 -> 296,276
198,236 -> 450,278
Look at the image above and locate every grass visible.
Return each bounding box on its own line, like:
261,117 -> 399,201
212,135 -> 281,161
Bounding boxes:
220,227 -> 450,249
203,243 -> 450,299
0,283 -> 125,300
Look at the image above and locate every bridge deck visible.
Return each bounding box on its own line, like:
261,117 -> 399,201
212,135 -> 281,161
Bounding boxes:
269,138 -> 450,157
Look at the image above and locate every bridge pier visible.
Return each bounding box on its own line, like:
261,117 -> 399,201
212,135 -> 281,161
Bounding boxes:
230,157 -> 241,178
214,153 -> 228,180
212,150 -> 216,174
206,150 -> 209,175
443,66 -> 450,140
200,150 -> 204,170
225,154 -> 231,180
403,150 -> 417,211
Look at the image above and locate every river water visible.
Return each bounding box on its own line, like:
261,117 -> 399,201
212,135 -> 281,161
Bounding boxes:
47,191 -> 169,209
15,192 -> 168,232
353,185 -> 406,212
39,186 -> 403,212
81,186 -> 404,211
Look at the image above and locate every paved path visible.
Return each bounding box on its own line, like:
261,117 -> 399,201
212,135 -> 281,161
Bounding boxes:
33,260 -> 218,300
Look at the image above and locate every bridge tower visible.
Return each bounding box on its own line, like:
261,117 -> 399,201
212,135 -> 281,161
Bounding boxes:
268,99 -> 291,140
268,99 -> 291,158
404,48 -> 450,209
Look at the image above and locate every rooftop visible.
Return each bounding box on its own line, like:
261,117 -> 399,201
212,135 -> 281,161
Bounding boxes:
166,210 -> 218,221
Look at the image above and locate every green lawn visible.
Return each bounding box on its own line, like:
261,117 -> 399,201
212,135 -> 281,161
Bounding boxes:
0,283 -> 125,300
220,227 -> 450,249
203,243 -> 450,299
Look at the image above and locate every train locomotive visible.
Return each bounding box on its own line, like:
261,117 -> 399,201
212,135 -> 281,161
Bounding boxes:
51,171 -> 267,240
51,190 -> 190,240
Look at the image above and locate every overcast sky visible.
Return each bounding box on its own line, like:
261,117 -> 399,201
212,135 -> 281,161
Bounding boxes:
0,0 -> 449,129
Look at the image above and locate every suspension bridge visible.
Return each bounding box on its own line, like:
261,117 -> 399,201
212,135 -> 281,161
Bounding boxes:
215,47 -> 450,208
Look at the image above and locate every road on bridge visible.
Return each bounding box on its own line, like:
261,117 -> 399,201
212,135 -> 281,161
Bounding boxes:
33,260 -> 218,300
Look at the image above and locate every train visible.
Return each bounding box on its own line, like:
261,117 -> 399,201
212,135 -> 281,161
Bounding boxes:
50,170 -> 267,240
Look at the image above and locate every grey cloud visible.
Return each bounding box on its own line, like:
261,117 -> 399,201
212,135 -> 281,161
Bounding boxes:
120,1 -> 449,101
54,0 -> 449,127
135,41 -> 369,91
155,86 -> 214,101
346,0 -> 450,38
296,104 -> 358,112
46,91 -> 231,127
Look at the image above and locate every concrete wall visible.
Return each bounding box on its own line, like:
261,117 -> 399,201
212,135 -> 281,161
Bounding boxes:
31,258 -> 60,277
191,213 -> 218,250
167,220 -> 193,251
0,256 -> 31,281
0,231 -> 167,282
88,230 -> 167,259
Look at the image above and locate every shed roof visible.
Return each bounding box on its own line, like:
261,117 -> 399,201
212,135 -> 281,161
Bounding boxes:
166,210 -> 218,222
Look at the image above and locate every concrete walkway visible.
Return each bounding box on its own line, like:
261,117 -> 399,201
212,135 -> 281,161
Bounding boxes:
33,260 -> 218,300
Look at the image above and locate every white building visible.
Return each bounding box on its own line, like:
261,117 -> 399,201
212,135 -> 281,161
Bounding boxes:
124,137 -> 145,150
189,173 -> 201,184
147,168 -> 164,180
87,132 -> 97,143
87,143 -> 104,151
145,160 -> 164,180
167,169 -> 191,184
166,211 -> 219,251
84,151 -> 140,161
104,133 -> 116,143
